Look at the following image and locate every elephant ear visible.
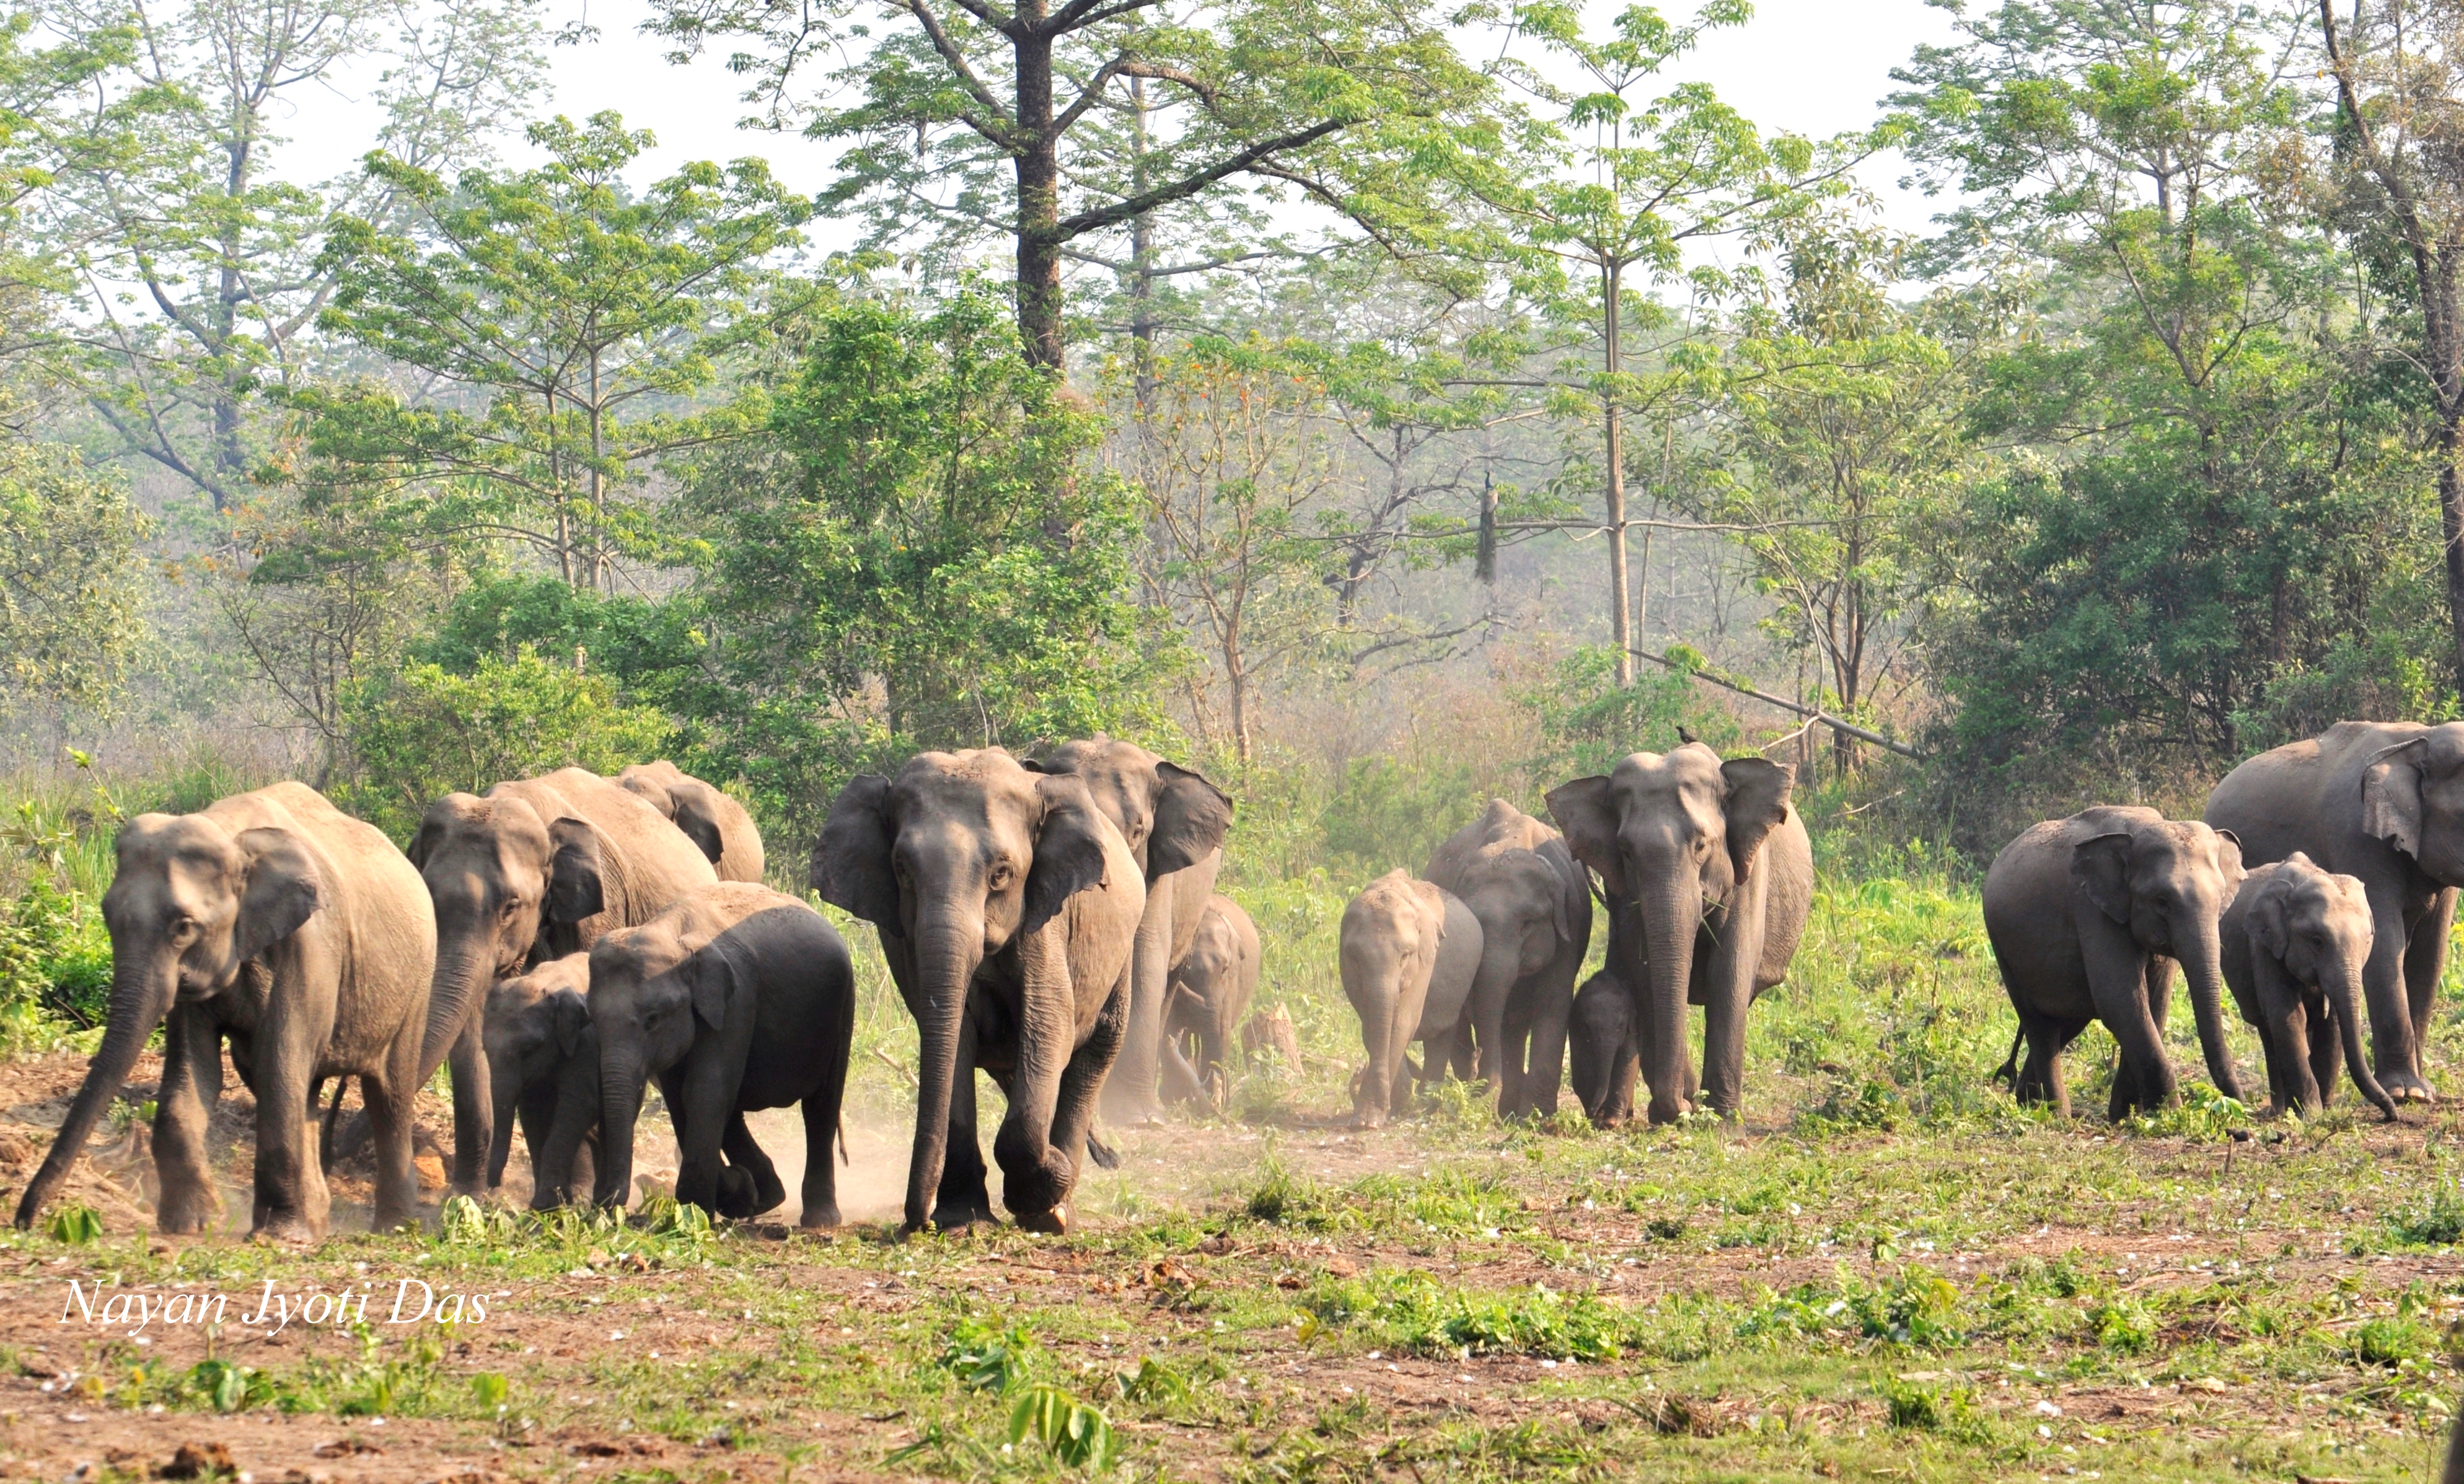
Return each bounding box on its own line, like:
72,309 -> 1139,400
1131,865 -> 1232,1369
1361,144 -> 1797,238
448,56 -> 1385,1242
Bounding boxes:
2248,873 -> 2293,962
2070,832 -> 2136,926
1719,757 -> 1795,885
552,990 -> 594,1060
2362,738 -> 2428,860
233,827 -> 327,965
688,944 -> 737,1032
1148,760 -> 1231,880
545,817 -> 609,924
812,775 -> 899,927
1026,774 -> 1114,937
2209,826 -> 2245,882
667,783 -> 728,866
1537,840 -> 1582,947
1544,775 -> 1627,898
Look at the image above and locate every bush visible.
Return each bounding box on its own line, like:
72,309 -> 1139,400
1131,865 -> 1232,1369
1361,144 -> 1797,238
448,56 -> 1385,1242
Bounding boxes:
340,649 -> 672,840
0,878 -> 112,1047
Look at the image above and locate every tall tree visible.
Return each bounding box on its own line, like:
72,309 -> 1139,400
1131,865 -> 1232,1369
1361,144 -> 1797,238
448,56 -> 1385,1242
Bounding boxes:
291,113 -> 809,591
648,0 -> 1494,370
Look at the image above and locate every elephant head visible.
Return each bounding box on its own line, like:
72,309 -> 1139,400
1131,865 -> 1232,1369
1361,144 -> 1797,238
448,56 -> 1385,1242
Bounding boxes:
2072,814 -> 2246,1104
408,793 -> 610,1081
584,911 -> 733,1211
1032,737 -> 1231,884
1547,744 -> 1792,1123
16,812 -> 326,1227
2362,724 -> 2464,885
482,952 -> 595,1199
619,762 -> 762,880
812,750 -> 1130,1232
2242,853 -> 2393,1117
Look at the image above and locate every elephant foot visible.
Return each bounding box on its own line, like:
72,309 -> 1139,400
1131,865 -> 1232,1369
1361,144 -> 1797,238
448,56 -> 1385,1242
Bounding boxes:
1015,1203 -> 1068,1236
1350,1109 -> 1388,1131
2380,1068 -> 2437,1104
929,1199 -> 996,1231
154,1191 -> 220,1235
250,1214 -> 324,1245
799,1204 -> 842,1230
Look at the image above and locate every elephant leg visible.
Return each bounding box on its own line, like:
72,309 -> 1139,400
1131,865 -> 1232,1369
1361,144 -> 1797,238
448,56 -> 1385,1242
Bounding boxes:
361,1031 -> 423,1232
1027,970 -> 1133,1234
798,985 -> 853,1229
933,1011 -> 995,1229
2403,888 -> 2455,1098
673,1052 -> 752,1217
447,1011 -> 493,1197
1099,897 -> 1176,1125
152,1009 -> 223,1235
2307,1002 -> 2340,1110
1520,946 -> 1581,1122
2365,897 -> 2431,1102
1159,1031 -> 1203,1110
2263,994 -> 2321,1117
2085,935 -> 2174,1120
719,1111 -> 785,1216
2014,1017 -> 2085,1117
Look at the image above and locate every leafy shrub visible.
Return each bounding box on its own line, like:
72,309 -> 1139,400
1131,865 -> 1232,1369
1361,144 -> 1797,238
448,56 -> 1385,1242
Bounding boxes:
340,649 -> 672,840
2087,1297 -> 2155,1354
2355,1315 -> 2435,1368
937,1317 -> 1039,1395
1880,1374 -> 1985,1439
45,1203 -> 102,1244
0,877 -> 112,1042
2386,1185 -> 2464,1248
1742,1266 -> 1965,1350
1301,1271 -> 1624,1360
1009,1384 -> 1118,1470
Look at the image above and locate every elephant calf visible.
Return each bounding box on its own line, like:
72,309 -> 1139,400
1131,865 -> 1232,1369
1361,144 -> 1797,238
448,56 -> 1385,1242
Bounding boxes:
591,883 -> 856,1226
1161,893 -> 1260,1110
1340,870 -> 1483,1127
2221,854 -> 2396,1120
484,953 -> 600,1208
1984,806 -> 2246,1119
1568,967 -> 1634,1125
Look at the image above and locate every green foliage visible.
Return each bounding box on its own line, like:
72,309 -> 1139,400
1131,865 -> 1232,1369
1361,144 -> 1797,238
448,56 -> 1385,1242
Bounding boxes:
0,877 -> 111,1040
685,289 -> 1166,838
1008,1384 -> 1119,1471
2086,1297 -> 2155,1354
936,1318 -> 1039,1396
411,574 -> 700,693
1879,1374 -> 1986,1439
2384,1185 -> 2464,1248
1515,645 -> 1739,783
340,650 -> 672,840
0,439 -> 149,709
45,1203 -> 101,1244
1300,1269 -> 1625,1359
187,1359 -> 278,1415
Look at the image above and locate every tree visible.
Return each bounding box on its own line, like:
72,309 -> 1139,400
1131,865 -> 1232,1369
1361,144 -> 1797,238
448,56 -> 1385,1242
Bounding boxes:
686,289 -> 1165,835
45,0 -> 546,509
648,0 -> 1494,369
2315,0 -> 2464,703
293,113 -> 809,590
0,439 -> 147,709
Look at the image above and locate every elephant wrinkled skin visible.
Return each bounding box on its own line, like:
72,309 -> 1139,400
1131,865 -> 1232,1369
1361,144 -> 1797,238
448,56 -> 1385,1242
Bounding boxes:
2220,854 -> 2395,1120
1339,870 -> 1482,1127
1983,807 -> 2246,1119
589,883 -> 856,1225
410,766 -> 718,1195
16,782 -> 436,1240
483,952 -> 601,1208
1547,745 -> 1811,1126
618,762 -> 767,884
814,750 -> 1147,1234
1163,894 -> 1259,1110
1424,801 -> 1593,1118
2206,720 -> 2464,1104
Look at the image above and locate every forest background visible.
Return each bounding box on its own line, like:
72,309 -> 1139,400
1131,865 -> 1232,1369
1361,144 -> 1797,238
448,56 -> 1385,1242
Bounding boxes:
0,0 -> 2454,1055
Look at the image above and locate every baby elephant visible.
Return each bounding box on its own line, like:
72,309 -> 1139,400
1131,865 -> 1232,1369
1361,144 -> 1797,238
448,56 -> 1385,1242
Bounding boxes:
1161,894 -> 1260,1111
1341,869 -> 1484,1126
2221,854 -> 2397,1120
591,883 -> 856,1225
484,953 -> 600,1208
1568,968 -> 1635,1125
1984,806 -> 2246,1118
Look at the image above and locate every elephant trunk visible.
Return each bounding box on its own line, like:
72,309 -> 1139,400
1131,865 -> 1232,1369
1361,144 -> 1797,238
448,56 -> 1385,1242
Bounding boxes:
17,952 -> 177,1227
904,913 -> 982,1233
993,922 -> 1078,1219
2323,946 -> 2398,1119
593,1045 -> 646,1211
2177,916 -> 2244,1103
420,929 -> 499,1084
1638,879 -> 1702,1126
485,1053 -> 521,1191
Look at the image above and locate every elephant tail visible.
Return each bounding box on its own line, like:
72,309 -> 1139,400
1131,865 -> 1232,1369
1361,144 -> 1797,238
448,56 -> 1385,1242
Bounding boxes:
1991,1026 -> 2024,1088
320,1078 -> 349,1175
838,1118 -> 850,1167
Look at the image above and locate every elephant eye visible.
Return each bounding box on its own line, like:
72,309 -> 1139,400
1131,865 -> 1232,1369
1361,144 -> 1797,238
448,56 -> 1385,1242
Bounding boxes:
167,916 -> 198,944
987,861 -> 1015,890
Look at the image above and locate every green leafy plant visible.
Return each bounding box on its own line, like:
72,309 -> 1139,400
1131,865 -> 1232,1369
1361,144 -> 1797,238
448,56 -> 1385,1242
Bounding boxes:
1009,1383 -> 1118,1470
45,1203 -> 101,1244
937,1319 -> 1037,1395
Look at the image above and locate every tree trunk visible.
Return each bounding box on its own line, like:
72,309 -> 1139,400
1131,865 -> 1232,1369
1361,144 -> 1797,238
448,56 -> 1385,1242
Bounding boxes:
1013,32 -> 1065,374
1602,258 -> 1632,687
2439,415 -> 2464,706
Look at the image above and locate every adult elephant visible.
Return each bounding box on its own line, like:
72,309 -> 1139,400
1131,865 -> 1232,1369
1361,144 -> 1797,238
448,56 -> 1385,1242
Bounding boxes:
1339,870 -> 1482,1127
410,766 -> 718,1195
1423,799 -> 1592,1118
813,750 -> 1147,1234
618,762 -> 767,883
591,884 -> 855,1224
2220,854 -> 2396,1120
16,783 -> 434,1239
2206,721 -> 2464,1105
1032,739 -> 1232,1125
1547,745 -> 1811,1126
1162,894 -> 1260,1111
1982,807 -> 2245,1119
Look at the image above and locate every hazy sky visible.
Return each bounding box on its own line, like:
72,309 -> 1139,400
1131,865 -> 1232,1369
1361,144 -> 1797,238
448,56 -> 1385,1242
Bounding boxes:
278,0 -> 1965,245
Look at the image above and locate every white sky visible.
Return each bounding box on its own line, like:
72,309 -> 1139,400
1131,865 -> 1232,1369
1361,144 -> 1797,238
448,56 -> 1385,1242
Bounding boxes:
276,0 -> 1964,248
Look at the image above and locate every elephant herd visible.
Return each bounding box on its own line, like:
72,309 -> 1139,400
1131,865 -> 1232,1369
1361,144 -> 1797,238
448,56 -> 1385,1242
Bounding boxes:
17,717 -> 2464,1245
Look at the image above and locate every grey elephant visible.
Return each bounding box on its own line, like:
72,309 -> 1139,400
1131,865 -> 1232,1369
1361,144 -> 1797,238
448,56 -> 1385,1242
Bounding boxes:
814,750 -> 1147,1234
17,783 -> 436,1239
1547,745 -> 1811,1125
1033,738 -> 1233,1126
1162,894 -> 1259,1110
1567,968 -> 1634,1125
410,766 -> 718,1194
1982,806 -> 2245,1118
618,761 -> 767,883
591,882 -> 856,1224
1422,799 -> 1592,1119
1339,869 -> 1482,1126
2206,721 -> 2464,1104
483,953 -> 600,1207
2220,854 -> 2396,1119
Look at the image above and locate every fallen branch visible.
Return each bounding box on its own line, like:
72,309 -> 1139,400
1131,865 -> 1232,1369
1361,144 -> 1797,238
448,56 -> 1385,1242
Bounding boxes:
1632,648 -> 1924,760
